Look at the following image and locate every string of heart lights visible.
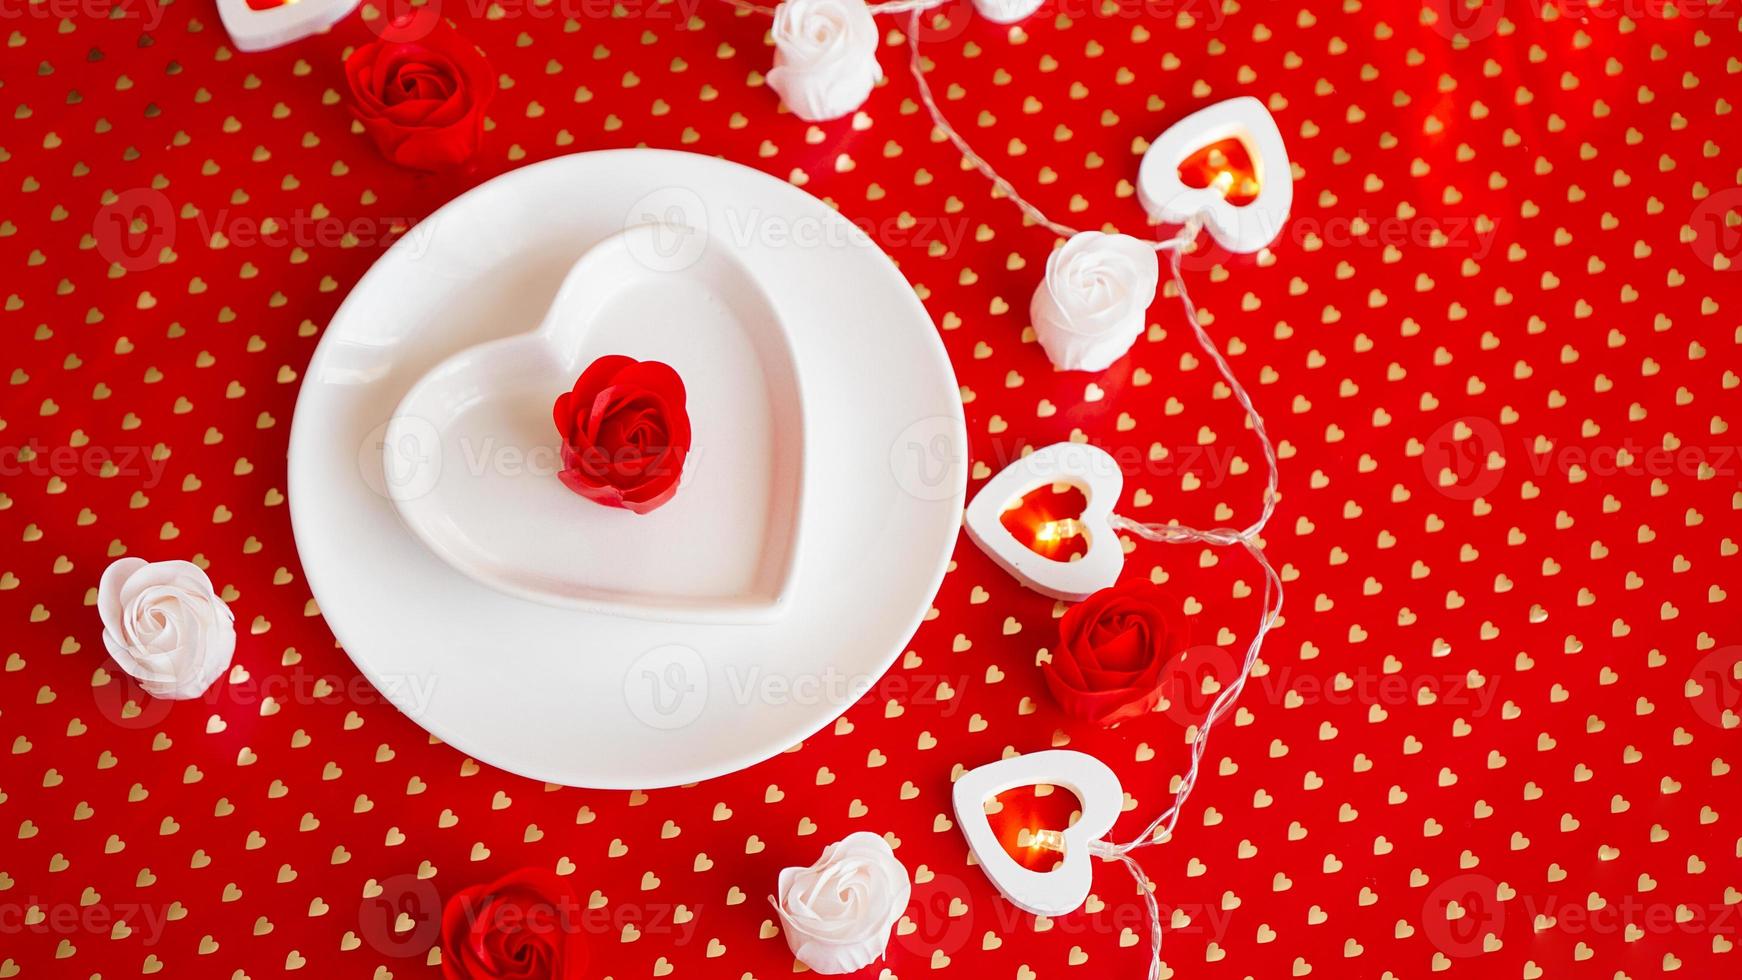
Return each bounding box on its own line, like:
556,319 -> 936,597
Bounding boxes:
733,1 -> 1292,976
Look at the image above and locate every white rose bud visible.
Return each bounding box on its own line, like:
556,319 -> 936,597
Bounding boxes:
97,557 -> 237,700
766,0 -> 883,122
772,831 -> 910,974
972,0 -> 1044,24
1029,230 -> 1160,372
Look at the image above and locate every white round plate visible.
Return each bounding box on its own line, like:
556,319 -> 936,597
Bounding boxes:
288,150 -> 966,788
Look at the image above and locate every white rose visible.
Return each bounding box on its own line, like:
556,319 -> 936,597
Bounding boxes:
972,0 -> 1044,24
97,557 -> 237,700
772,831 -> 911,974
766,0 -> 883,122
1029,230 -> 1161,372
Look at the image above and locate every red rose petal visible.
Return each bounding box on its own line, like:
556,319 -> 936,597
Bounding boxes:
344,23 -> 497,173
551,356 -> 689,513
1043,582 -> 1187,727
440,869 -> 587,980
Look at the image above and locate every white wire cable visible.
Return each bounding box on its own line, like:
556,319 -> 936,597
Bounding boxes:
1088,250 -> 1284,980
902,8 -> 1198,251
719,3 -> 1285,977
1100,249 -> 1284,863
1090,840 -> 1166,979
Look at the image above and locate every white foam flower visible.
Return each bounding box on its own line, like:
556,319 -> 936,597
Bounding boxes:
772,831 -> 910,974
97,557 -> 237,700
766,0 -> 883,122
972,0 -> 1044,24
1029,230 -> 1160,372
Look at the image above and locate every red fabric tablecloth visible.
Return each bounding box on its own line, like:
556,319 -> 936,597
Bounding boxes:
2,0 -> 1738,977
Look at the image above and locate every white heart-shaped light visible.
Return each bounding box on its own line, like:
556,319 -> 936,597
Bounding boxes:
217,0 -> 362,53
962,442 -> 1122,601
971,0 -> 1046,24
951,750 -> 1125,917
383,222 -> 806,623
1136,96 -> 1293,255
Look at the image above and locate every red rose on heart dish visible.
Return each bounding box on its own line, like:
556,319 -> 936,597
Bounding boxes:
552,356 -> 692,514
1043,581 -> 1189,727
440,868 -> 587,980
344,14 -> 497,173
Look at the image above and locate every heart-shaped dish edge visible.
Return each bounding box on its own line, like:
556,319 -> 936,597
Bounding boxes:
382,221 -> 806,624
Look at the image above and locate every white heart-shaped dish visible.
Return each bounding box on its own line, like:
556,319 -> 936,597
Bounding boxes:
963,442 -> 1123,601
952,750 -> 1125,917
383,222 -> 805,623
1136,96 -> 1293,255
217,0 -> 361,53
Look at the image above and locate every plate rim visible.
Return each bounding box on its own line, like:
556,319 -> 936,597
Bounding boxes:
287,148 -> 967,788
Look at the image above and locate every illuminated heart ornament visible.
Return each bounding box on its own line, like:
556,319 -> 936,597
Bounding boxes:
951,750 -> 1125,917
217,0 -> 362,53
963,442 -> 1123,601
1136,96 -> 1293,254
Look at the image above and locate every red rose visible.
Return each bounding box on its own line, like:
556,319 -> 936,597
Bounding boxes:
552,356 -> 692,514
344,15 -> 496,173
1042,581 -> 1188,727
440,868 -> 588,980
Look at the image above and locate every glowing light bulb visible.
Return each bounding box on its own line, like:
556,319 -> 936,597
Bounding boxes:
1211,170 -> 1236,196
1032,829 -> 1067,852
1033,518 -> 1085,543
